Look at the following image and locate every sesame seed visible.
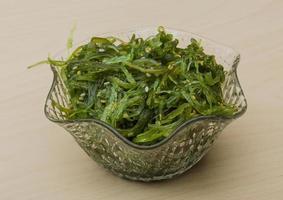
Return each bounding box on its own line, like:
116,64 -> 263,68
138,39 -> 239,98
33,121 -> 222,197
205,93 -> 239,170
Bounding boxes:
145,47 -> 151,53
145,86 -> 149,92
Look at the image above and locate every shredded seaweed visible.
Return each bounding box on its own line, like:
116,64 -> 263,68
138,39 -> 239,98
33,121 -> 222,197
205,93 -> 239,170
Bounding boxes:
32,26 -> 236,145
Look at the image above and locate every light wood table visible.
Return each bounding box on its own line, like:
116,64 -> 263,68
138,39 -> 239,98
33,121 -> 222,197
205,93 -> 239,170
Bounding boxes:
1,0 -> 283,199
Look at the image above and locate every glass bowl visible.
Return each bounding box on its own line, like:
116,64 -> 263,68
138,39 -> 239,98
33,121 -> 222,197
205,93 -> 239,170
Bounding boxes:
44,27 -> 247,181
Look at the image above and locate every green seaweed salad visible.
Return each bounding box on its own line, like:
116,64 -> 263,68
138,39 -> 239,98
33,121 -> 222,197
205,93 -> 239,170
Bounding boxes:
32,26 -> 236,145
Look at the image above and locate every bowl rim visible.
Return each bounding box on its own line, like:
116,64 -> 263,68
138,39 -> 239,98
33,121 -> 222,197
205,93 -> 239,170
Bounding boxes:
44,26 -> 248,150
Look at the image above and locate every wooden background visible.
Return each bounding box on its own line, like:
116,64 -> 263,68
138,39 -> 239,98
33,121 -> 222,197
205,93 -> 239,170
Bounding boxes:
1,0 -> 283,199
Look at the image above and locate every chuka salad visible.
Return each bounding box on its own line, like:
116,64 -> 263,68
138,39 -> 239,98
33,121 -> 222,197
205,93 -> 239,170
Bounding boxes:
32,26 -> 236,145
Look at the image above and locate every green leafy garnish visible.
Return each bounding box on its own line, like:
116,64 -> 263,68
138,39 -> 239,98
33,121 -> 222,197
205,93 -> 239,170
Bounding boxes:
34,26 -> 237,145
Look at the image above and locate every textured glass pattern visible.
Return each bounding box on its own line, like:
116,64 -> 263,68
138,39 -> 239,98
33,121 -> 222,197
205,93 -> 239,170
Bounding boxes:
44,28 -> 247,181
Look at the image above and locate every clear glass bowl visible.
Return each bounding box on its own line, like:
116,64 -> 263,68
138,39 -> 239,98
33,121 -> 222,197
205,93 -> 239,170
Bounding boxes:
44,27 -> 247,181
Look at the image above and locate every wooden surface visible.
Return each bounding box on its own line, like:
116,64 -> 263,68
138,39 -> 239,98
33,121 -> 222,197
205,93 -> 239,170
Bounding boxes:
1,0 -> 283,199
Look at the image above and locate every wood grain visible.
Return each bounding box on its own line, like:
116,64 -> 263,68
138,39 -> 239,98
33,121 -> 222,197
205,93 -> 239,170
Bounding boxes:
0,0 -> 282,199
